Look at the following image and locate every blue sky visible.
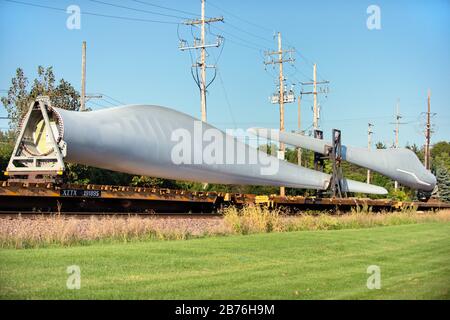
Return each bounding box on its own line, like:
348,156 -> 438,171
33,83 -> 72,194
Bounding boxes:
0,0 -> 449,148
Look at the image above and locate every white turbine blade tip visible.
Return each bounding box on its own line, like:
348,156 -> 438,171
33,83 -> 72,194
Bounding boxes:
344,179 -> 388,195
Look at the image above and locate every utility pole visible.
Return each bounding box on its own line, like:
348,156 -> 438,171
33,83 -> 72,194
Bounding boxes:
278,32 -> 285,188
425,90 -> 432,170
391,99 -> 406,190
313,64 -> 318,129
394,101 -> 400,190
179,0 -> 223,122
300,64 -> 329,179
394,101 -> 400,149
80,41 -> 86,112
300,64 -> 329,130
264,32 -> 295,197
367,123 -> 373,184
200,0 -> 206,122
297,94 -> 302,166
79,41 -> 103,111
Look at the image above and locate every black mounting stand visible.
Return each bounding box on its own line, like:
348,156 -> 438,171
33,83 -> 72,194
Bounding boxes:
328,129 -> 347,198
313,129 -> 325,197
313,130 -> 324,172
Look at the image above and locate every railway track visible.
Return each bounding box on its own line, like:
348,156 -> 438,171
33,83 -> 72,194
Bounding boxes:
0,211 -> 222,218
1,181 -> 449,214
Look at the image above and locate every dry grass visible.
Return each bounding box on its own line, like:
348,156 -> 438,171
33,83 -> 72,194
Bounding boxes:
223,206 -> 450,234
1,208 -> 449,249
0,216 -> 229,249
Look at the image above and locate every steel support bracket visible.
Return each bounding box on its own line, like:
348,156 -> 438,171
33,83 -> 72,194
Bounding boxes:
5,96 -> 66,183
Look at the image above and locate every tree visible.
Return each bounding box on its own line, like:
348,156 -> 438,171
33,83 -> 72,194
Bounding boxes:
406,143 -> 424,163
52,79 -> 81,111
1,68 -> 29,132
431,141 -> 450,173
0,131 -> 15,174
29,65 -> 55,98
258,144 -> 274,155
435,160 -> 450,202
65,163 -> 134,186
375,142 -> 387,149
431,141 -> 450,159
1,66 -> 80,132
131,176 -> 178,189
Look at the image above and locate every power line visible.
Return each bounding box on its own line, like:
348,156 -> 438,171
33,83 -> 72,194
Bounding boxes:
7,0 -> 328,84
202,12 -> 272,53
3,0 -> 180,24
224,21 -> 273,45
98,93 -> 126,105
211,25 -> 266,51
98,98 -> 116,106
88,100 -> 109,109
214,64 -> 237,129
292,64 -> 313,82
208,0 -> 273,33
89,0 -> 189,20
208,1 -> 325,80
208,25 -> 262,52
226,38 -> 262,52
130,0 -> 201,18
283,40 -> 329,82
205,1 -> 328,82
206,0 -> 324,80
203,3 -> 275,45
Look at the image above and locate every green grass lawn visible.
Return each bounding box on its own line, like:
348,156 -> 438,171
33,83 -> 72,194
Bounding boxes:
1,223 -> 449,299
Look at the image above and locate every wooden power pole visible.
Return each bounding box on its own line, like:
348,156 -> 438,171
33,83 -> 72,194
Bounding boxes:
179,0 -> 223,122
297,94 -> 302,166
278,33 -> 285,192
367,123 -> 373,184
313,64 -> 318,129
80,41 -> 86,112
79,41 -> 104,111
264,32 -> 295,197
425,90 -> 432,170
200,0 -> 207,122
300,64 -> 329,130
394,101 -> 400,190
391,99 -> 406,190
394,100 -> 400,149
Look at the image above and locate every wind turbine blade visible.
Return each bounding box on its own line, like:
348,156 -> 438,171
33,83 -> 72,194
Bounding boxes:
248,127 -> 436,191
24,105 -> 387,194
